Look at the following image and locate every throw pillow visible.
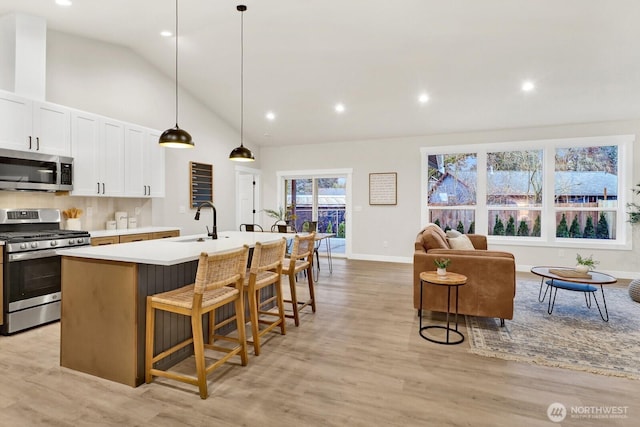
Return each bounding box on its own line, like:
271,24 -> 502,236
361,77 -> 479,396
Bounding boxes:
448,234 -> 475,250
446,230 -> 462,238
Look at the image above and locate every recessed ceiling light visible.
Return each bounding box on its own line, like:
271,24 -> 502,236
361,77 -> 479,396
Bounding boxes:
160,30 -> 173,37
265,111 -> 276,121
334,103 -> 345,113
522,81 -> 535,92
418,93 -> 430,104
55,0 -> 72,6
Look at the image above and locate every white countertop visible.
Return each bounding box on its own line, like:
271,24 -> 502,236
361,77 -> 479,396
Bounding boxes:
89,226 -> 181,238
58,231 -> 291,266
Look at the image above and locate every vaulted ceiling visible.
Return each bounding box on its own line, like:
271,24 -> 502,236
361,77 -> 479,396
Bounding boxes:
2,0 -> 639,147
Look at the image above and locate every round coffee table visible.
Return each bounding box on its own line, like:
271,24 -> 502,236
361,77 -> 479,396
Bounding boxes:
419,271 -> 467,345
530,266 -> 616,322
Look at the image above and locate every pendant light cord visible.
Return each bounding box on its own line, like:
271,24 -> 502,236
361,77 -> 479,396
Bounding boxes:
175,0 -> 179,127
240,7 -> 244,147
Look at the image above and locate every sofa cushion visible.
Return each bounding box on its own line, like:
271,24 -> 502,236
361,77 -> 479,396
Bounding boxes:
448,234 -> 475,250
446,230 -> 462,238
421,225 -> 450,250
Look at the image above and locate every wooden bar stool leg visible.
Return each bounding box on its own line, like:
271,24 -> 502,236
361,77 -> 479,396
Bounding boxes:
191,311 -> 208,399
144,298 -> 154,384
249,288 -> 261,355
208,310 -> 216,345
275,280 -> 286,335
234,295 -> 249,365
288,272 -> 300,326
307,265 -> 316,312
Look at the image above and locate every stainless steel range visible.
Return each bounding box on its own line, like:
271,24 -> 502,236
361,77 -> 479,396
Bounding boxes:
0,208 -> 90,335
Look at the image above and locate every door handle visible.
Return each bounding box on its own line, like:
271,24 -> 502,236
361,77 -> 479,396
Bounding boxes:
102,183 -> 105,194
29,136 -> 32,149
36,137 -> 40,150
97,182 -> 100,194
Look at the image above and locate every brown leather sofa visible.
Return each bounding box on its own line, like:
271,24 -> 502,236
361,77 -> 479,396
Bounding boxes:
413,224 -> 516,323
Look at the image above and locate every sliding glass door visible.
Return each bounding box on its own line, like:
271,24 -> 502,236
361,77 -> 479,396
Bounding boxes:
280,171 -> 350,256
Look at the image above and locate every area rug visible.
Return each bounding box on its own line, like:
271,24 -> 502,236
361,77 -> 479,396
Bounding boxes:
466,279 -> 640,379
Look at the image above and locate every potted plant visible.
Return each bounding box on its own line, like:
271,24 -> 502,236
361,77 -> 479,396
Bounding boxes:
263,207 -> 297,230
434,258 -> 451,276
575,253 -> 599,273
63,207 -> 83,230
627,182 -> 640,224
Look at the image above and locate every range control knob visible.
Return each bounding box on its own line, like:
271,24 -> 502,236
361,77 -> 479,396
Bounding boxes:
50,240 -> 58,247
77,238 -> 84,244
20,243 -> 27,249
68,239 -> 75,244
30,242 -> 38,249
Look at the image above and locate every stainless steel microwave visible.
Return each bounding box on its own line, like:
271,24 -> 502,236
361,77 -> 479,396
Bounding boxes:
0,148 -> 73,192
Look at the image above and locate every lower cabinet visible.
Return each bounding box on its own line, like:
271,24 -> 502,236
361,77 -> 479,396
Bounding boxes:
118,233 -> 150,244
91,236 -> 120,246
150,230 -> 180,240
90,230 -> 179,246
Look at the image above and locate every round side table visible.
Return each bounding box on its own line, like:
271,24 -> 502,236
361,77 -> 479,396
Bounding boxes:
419,271 -> 467,345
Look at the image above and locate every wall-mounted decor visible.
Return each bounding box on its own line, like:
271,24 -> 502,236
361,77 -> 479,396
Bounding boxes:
369,172 -> 397,205
190,161 -> 213,208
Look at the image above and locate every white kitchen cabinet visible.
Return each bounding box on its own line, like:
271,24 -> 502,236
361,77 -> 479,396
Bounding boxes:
146,130 -> 165,197
70,110 -> 125,197
124,126 -> 165,198
0,90 -> 71,156
124,125 -> 145,197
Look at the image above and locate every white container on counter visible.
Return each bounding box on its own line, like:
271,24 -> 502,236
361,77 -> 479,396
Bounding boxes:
106,220 -> 116,230
115,211 -> 128,229
127,218 -> 137,229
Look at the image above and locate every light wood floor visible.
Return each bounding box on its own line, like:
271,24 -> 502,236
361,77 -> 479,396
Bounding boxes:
0,259 -> 637,426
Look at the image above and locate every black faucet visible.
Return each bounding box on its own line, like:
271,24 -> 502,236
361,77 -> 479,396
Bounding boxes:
194,201 -> 217,239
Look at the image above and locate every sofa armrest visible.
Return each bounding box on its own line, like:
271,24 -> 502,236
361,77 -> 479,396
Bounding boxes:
467,234 -> 487,250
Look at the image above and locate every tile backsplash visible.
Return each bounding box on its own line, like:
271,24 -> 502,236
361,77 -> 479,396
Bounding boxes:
0,192 -> 152,231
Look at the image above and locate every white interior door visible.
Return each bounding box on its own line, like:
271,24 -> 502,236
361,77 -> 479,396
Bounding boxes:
235,167 -> 261,229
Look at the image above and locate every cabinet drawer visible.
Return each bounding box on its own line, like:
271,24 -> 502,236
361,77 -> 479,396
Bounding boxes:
119,233 -> 151,244
91,236 -> 120,246
150,230 -> 180,240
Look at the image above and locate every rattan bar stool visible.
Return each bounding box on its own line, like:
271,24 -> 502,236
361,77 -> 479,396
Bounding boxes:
279,232 -> 316,326
245,238 -> 287,355
145,246 -> 249,399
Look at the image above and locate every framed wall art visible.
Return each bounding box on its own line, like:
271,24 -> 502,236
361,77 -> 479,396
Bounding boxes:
369,172 -> 397,205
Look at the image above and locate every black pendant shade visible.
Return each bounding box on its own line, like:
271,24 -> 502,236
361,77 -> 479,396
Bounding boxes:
229,4 -> 255,162
159,125 -> 194,148
229,144 -> 255,162
160,0 -> 194,148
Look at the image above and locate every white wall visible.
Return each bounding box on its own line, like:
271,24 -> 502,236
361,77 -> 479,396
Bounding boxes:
261,120 -> 640,278
42,30 -> 257,235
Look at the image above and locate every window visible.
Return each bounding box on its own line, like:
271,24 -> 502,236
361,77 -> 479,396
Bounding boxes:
487,149 -> 542,237
554,145 -> 618,240
421,135 -> 633,249
427,153 -> 477,233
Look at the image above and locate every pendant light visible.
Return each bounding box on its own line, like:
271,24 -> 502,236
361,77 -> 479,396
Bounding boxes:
159,0 -> 194,148
229,4 -> 255,162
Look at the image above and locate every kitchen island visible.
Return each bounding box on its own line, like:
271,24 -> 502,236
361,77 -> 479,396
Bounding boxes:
59,231 -> 290,387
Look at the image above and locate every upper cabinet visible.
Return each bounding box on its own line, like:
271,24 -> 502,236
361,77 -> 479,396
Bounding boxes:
124,126 -> 166,198
0,90 -> 71,156
1,90 -> 165,198
70,110 -> 126,197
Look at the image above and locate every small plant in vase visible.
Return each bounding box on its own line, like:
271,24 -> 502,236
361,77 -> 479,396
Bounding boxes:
575,253 -> 598,274
434,258 -> 451,276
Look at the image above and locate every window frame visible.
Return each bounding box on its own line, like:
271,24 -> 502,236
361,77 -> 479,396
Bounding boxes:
421,135 -> 634,250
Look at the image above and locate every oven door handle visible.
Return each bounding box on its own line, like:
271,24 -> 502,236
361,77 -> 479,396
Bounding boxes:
8,249 -> 60,262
